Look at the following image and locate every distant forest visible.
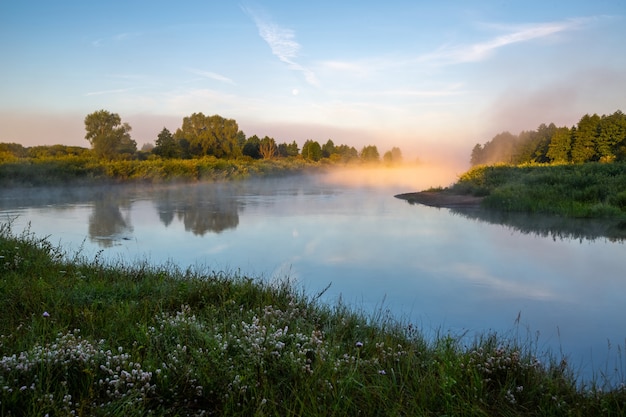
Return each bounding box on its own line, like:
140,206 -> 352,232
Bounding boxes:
470,110 -> 626,166
0,110 -> 403,165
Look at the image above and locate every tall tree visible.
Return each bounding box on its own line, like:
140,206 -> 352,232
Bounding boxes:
546,126 -> 573,163
242,135 -> 261,159
570,113 -> 601,163
321,139 -> 335,158
153,127 -> 180,158
173,113 -> 241,159
259,136 -> 277,159
301,140 -> 322,161
84,110 -> 136,159
360,145 -> 380,163
278,140 -> 299,157
596,110 -> 626,162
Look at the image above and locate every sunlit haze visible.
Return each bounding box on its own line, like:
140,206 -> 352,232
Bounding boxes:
1,1 -> 625,170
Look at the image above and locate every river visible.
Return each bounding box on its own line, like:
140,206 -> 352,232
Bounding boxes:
1,167 -> 624,385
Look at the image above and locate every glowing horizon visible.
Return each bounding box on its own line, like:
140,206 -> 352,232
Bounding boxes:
1,2 -> 625,169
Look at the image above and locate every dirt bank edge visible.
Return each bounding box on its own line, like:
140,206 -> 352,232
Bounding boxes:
394,191 -> 484,208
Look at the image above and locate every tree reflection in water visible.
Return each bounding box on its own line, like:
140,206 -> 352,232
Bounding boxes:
153,183 -> 240,236
88,194 -> 133,247
448,207 -> 626,243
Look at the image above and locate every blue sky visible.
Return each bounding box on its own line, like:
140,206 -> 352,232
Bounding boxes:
1,1 -> 624,166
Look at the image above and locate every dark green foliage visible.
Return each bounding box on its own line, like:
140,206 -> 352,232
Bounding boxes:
242,134 -> 261,159
471,110 -> 626,166
152,127 -> 179,159
301,139 -> 322,161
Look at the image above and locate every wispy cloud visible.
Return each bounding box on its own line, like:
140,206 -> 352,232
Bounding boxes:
242,6 -> 319,86
92,32 -> 142,47
420,18 -> 586,65
187,68 -> 235,85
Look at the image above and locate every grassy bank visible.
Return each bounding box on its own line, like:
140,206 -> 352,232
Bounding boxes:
449,162 -> 626,219
1,224 -> 624,416
0,156 -> 317,187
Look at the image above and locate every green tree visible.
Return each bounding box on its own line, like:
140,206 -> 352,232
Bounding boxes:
321,139 -> 335,158
546,126 -> 573,163
153,127 -> 180,158
84,110 -> 136,159
596,110 -> 626,162
242,135 -> 261,159
360,145 -> 380,163
334,144 -> 359,163
571,113 -> 601,163
301,139 -> 322,161
173,113 -> 241,159
278,141 -> 299,157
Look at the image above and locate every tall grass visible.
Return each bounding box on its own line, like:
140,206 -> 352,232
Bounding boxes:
1,223 -> 624,416
0,157 -> 317,187
451,162 -> 626,219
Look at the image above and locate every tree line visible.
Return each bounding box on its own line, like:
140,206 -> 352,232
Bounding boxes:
470,110 -> 626,166
0,110 -> 403,165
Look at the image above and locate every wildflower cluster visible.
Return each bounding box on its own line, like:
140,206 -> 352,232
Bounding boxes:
462,345 -> 543,406
0,247 -> 22,271
0,329 -> 154,414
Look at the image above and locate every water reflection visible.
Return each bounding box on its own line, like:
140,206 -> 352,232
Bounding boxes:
88,193 -> 133,247
2,177 -> 625,386
152,185 -> 240,236
449,207 -> 626,242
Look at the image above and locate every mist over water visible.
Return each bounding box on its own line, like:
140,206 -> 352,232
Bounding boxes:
1,170 -> 624,385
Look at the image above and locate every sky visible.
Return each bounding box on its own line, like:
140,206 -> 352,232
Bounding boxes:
1,1 -> 625,167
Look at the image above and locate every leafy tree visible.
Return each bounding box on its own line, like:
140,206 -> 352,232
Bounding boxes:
278,141 -> 299,157
153,127 -> 180,158
173,113 -> 241,159
571,113 -> 601,163
0,142 -> 28,162
321,139 -> 335,158
334,144 -> 359,163
470,144 -> 485,165
301,139 -> 322,161
383,147 -> 403,165
596,110 -> 626,162
546,126 -> 573,163
84,110 -> 136,159
242,135 -> 261,159
360,145 -> 380,163
470,132 -> 517,166
259,136 -> 277,159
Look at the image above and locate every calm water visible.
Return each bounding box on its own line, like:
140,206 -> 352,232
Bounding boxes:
2,169 -> 625,384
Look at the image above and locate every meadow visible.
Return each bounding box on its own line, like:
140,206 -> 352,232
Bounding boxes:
1,223 -> 625,416
449,162 -> 626,219
0,156 -> 316,187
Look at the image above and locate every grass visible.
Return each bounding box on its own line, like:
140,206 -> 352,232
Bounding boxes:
0,156 -> 318,187
1,223 -> 625,416
450,162 -> 626,219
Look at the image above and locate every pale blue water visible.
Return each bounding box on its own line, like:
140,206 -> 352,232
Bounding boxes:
2,171 -> 625,385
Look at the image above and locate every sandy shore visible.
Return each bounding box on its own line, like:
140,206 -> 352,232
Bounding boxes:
394,191 -> 484,208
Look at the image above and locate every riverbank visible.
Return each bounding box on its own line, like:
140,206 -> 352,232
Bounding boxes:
0,156 -> 320,187
395,191 -> 484,208
399,162 -> 626,219
1,223 -> 624,416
